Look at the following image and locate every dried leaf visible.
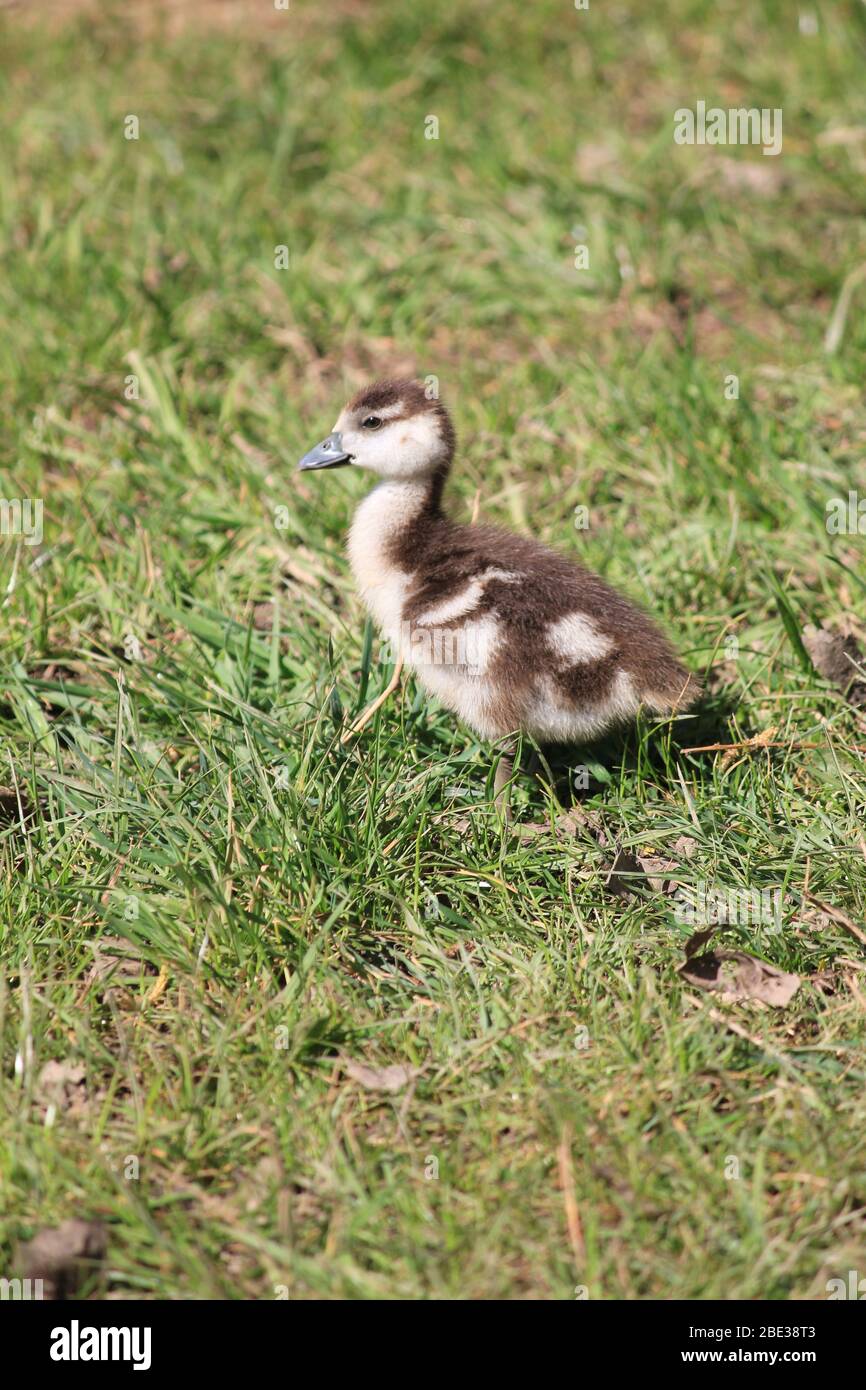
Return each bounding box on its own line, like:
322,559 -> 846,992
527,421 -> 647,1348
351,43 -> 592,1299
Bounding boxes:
636,853 -> 679,894
802,624 -> 866,706
17,1220 -> 106,1300
344,1060 -> 415,1093
519,805 -> 600,842
605,848 -> 647,897
251,602 -> 275,631
680,942 -> 801,1008
560,807 -> 600,836
604,846 -> 683,897
684,926 -> 718,959
36,1060 -> 88,1117
84,936 -> 155,992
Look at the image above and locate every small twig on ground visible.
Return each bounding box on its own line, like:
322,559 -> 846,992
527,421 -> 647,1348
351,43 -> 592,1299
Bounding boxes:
340,656 -> 404,744
557,1130 -> 586,1269
684,739 -> 866,754
802,892 -> 866,949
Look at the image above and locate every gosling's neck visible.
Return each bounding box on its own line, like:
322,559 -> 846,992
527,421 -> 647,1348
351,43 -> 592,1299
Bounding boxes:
347,464 -> 450,596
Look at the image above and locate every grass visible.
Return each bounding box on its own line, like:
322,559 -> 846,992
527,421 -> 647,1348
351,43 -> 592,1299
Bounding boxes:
1,0 -> 865,1299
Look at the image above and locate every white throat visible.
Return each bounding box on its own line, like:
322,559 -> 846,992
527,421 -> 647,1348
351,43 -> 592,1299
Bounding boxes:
347,478 -> 431,633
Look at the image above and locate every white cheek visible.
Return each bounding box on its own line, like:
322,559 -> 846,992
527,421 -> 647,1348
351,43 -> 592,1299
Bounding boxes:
346,416 -> 444,476
405,416 -> 442,463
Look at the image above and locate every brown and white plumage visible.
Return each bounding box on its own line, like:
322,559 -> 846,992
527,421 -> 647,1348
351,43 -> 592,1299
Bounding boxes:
299,379 -> 700,795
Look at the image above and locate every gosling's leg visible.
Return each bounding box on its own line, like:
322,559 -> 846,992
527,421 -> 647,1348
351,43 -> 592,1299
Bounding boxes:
493,741 -> 517,821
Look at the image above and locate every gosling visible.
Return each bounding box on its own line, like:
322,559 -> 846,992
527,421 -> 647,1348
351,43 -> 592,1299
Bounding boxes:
299,379 -> 700,807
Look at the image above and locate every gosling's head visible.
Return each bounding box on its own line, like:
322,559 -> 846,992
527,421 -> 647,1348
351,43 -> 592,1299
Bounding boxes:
299,379 -> 455,482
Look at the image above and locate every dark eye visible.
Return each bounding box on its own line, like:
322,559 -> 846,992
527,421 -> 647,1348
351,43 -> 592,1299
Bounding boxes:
361,415 -> 383,430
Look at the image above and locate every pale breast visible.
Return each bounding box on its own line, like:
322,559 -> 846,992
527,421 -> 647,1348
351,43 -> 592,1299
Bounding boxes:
347,483 -> 415,641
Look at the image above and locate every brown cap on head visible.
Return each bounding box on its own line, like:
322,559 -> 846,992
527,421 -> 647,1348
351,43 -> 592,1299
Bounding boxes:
348,378 -> 431,416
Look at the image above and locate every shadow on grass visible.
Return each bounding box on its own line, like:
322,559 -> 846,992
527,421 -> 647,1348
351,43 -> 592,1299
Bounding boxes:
523,684 -> 740,809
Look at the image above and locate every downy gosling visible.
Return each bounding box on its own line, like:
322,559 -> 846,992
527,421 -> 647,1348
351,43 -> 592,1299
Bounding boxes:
299,380 -> 700,806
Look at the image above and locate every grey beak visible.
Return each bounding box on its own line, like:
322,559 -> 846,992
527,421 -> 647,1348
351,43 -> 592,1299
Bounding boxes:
298,432 -> 352,472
